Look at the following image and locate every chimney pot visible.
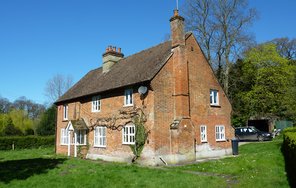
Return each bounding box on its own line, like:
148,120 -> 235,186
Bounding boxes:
173,9 -> 179,17
102,45 -> 124,73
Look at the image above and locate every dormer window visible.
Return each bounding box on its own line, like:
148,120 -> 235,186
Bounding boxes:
63,104 -> 68,120
210,89 -> 219,106
124,89 -> 133,106
92,96 -> 101,112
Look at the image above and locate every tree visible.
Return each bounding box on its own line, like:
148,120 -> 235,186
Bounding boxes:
240,43 -> 294,120
12,96 -> 45,119
45,74 -> 73,104
183,0 -> 257,94
3,117 -> 23,136
36,105 -> 57,135
270,37 -> 296,60
0,97 -> 11,113
8,109 -> 34,133
184,0 -> 216,64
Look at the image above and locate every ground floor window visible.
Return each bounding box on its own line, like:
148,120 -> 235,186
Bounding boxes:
76,130 -> 87,145
122,124 -> 135,145
61,128 -> 69,145
94,126 -> 106,147
200,125 -> 207,142
215,125 -> 225,141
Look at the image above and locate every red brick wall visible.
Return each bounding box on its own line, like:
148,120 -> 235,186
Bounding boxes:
186,34 -> 234,149
56,87 -> 155,158
151,55 -> 175,155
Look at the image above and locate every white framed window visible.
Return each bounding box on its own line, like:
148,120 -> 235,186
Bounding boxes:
124,89 -> 133,106
200,125 -> 207,142
76,130 -> 87,145
210,89 -> 219,106
215,125 -> 225,141
61,128 -> 69,145
94,126 -> 106,147
92,96 -> 101,112
122,124 -> 135,145
63,104 -> 68,120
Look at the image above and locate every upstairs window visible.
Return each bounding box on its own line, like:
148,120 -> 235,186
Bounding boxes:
92,96 -> 101,112
200,125 -> 207,142
63,104 -> 68,120
210,89 -> 219,106
94,126 -> 106,147
124,89 -> 133,106
215,125 -> 225,141
122,124 -> 135,145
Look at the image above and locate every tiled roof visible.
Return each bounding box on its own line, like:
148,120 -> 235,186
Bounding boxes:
56,41 -> 172,103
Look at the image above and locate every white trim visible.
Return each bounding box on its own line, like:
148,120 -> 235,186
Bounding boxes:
94,126 -> 106,147
66,121 -> 74,131
124,89 -> 133,106
215,125 -> 226,141
122,124 -> 135,145
92,96 -> 101,112
210,89 -> 219,106
74,132 -> 77,157
67,130 -> 71,156
200,125 -> 207,142
63,104 -> 68,120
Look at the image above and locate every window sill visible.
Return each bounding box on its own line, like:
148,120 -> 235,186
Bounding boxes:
216,139 -> 226,142
91,110 -> 101,113
210,105 -> 221,108
94,145 -> 106,148
122,143 -> 135,145
201,141 -> 208,143
123,104 -> 133,107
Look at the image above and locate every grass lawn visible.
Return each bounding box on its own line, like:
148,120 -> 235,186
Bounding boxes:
0,138 -> 289,188
173,138 -> 289,187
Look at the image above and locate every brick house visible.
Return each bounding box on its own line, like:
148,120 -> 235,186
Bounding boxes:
55,10 -> 234,165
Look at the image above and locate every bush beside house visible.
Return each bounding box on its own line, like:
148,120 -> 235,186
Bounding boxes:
282,127 -> 296,187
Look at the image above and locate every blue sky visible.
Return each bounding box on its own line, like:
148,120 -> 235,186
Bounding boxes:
0,0 -> 295,105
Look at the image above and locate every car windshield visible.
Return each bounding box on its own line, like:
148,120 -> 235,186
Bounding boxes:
249,127 -> 259,132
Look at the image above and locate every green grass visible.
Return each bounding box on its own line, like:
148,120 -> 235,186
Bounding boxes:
173,138 -> 289,188
0,139 -> 289,188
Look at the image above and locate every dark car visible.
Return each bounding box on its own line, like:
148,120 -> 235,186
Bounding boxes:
235,127 -> 273,141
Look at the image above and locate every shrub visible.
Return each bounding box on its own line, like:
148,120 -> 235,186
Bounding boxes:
0,136 -> 55,150
2,117 -> 23,136
282,127 -> 296,187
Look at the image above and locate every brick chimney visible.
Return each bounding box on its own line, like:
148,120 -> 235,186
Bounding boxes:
170,10 -> 185,48
170,10 -> 190,119
102,46 -> 124,73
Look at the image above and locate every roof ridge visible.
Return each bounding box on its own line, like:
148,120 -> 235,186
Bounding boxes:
120,40 -> 171,62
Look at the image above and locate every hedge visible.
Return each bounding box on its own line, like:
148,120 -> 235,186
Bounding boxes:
0,136 -> 55,150
282,127 -> 296,187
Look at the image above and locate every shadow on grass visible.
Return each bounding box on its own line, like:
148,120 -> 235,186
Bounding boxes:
0,158 -> 66,184
281,140 -> 296,188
